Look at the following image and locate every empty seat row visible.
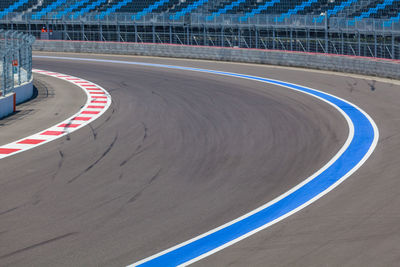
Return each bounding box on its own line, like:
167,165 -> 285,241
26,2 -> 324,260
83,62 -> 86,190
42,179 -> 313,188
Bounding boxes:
348,0 -> 397,24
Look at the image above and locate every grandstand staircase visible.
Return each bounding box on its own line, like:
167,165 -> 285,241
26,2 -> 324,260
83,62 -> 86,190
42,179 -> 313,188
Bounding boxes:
300,0 -> 347,15
168,0 -> 197,13
98,0 -> 119,12
337,0 -> 380,16
163,1 -> 181,13
16,0 -> 43,20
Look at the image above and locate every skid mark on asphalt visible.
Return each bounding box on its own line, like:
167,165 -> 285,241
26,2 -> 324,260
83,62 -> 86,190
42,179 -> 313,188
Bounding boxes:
0,232 -> 78,260
67,133 -> 119,184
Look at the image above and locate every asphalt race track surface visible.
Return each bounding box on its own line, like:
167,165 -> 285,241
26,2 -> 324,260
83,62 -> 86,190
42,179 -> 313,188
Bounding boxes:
1,52 -> 399,266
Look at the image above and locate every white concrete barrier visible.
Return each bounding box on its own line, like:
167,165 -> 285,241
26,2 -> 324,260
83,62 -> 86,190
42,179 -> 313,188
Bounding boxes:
0,80 -> 33,119
0,92 -> 15,119
14,80 -> 33,104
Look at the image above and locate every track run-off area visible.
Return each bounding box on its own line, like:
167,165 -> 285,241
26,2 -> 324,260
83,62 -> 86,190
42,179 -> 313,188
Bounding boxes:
2,52 -> 400,266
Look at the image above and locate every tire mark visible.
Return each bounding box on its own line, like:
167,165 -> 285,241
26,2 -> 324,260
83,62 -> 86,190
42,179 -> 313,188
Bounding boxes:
67,133 -> 118,184
128,168 -> 162,203
52,150 -> 64,180
120,122 -> 148,167
0,232 -> 78,260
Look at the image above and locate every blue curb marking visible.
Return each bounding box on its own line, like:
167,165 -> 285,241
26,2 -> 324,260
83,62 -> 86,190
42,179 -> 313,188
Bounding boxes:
33,56 -> 378,266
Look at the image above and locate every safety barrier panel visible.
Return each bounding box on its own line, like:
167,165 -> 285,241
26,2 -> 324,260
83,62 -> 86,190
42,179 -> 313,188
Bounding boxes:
33,40 -> 400,80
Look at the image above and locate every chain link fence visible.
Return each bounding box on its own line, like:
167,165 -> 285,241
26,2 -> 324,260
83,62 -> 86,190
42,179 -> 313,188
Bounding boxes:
0,30 -> 35,97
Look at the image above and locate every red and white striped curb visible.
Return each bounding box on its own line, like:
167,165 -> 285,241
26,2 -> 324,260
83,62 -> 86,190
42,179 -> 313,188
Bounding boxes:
0,69 -> 112,159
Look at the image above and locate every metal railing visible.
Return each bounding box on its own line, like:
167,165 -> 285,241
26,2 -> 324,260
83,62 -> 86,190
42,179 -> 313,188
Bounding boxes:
2,13 -> 400,60
0,30 -> 35,96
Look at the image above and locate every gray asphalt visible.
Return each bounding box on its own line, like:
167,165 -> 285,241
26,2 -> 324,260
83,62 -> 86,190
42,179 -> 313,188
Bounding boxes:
0,52 -> 398,266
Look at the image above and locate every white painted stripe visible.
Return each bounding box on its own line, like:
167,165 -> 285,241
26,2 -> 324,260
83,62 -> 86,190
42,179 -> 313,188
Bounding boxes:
0,69 -> 112,159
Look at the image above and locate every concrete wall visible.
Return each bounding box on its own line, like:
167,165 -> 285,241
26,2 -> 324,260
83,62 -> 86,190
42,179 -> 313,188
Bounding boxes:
0,92 -> 15,119
14,81 -> 33,105
33,40 -> 400,80
0,80 -> 33,119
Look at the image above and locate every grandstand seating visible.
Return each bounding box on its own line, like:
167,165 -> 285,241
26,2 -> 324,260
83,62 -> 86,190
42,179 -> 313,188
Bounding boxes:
0,0 -> 29,19
132,0 -> 170,20
31,0 -> 67,19
277,0 -> 319,22
348,0 -> 398,24
371,0 -> 400,18
71,0 -> 107,19
314,0 -> 360,22
0,0 -> 397,24
55,0 -> 91,19
207,0 -> 247,20
170,0 -> 209,19
152,0 -> 181,13
383,12 -> 400,25
238,0 -> 282,21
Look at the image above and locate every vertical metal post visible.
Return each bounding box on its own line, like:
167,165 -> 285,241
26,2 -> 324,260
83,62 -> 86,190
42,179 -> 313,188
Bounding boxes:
2,55 -> 5,96
81,22 -> 84,41
392,33 -> 395,59
341,31 -> 344,55
190,25 -> 192,45
290,27 -> 293,51
152,23 -> 155,43
221,26 -> 224,47
358,31 -> 361,56
203,24 -> 206,46
64,22 -> 67,40
374,31 -> 377,58
325,13 -> 328,53
272,28 -> 275,50
255,26 -> 258,49
99,22 -> 102,41
11,31 -> 17,93
187,26 -> 190,45
117,22 -> 121,42
169,24 -> 172,44
134,23 -> 137,43
0,30 -> 3,95
238,26 -> 240,48
17,35 -> 22,85
29,37 -> 33,81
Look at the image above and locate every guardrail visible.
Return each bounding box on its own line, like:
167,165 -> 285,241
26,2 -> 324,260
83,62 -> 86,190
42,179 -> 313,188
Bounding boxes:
33,40 -> 400,80
0,30 -> 35,96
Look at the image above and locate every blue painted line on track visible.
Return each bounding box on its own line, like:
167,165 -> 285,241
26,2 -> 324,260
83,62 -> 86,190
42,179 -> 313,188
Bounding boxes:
33,56 -> 378,266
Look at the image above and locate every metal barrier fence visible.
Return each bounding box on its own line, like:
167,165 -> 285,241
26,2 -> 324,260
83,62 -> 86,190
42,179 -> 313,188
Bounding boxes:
0,30 -> 35,96
33,40 -> 400,80
2,13 -> 400,60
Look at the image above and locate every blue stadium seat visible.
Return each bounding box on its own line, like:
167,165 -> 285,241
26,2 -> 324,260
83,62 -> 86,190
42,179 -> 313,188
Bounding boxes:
170,0 -> 210,20
71,0 -> 107,19
0,0 -> 30,19
207,0 -> 247,21
384,12 -> 400,26
314,0 -> 359,23
277,0 -> 319,22
31,0 -> 67,20
239,0 -> 281,22
99,0 -> 134,19
349,0 -> 397,25
55,0 -> 91,19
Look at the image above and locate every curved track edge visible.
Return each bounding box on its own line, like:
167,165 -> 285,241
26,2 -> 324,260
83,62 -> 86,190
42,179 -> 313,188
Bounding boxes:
0,69 -> 112,159
32,56 -> 379,267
